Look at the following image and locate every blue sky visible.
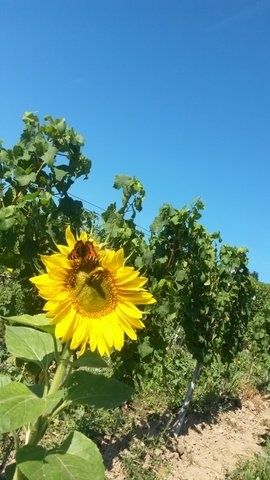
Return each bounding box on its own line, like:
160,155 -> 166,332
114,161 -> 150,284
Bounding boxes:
0,0 -> 269,281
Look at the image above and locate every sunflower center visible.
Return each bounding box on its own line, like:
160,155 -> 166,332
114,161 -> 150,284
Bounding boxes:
68,267 -> 117,317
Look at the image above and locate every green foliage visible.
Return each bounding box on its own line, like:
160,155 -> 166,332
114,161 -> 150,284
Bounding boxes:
73,351 -> 108,369
99,174 -> 149,272
251,279 -> 270,316
0,312 -> 134,479
0,271 -> 32,316
243,280 -> 270,389
112,199 -> 254,390
0,112 -> 92,313
4,313 -> 52,329
114,174 -> 145,219
228,442 -> 270,480
0,374 -> 12,388
0,382 -> 46,434
121,438 -> 167,480
16,430 -> 104,480
66,371 -> 133,408
148,200 -> 253,365
5,325 -> 61,368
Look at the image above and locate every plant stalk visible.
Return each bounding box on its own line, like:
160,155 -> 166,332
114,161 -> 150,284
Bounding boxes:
12,466 -> 23,480
48,342 -> 72,395
25,342 -> 72,447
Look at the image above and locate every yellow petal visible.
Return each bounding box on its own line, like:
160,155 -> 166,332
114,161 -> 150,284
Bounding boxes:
89,327 -> 97,352
118,290 -> 156,304
37,284 -> 65,300
56,244 -> 71,256
119,318 -> 137,340
101,249 -> 124,271
30,274 -> 51,286
116,276 -> 147,289
79,230 -> 88,242
70,317 -> 88,350
65,226 -> 76,248
101,317 -> 114,347
117,301 -> 143,319
55,308 -> 77,341
41,254 -> 71,271
111,323 -> 124,350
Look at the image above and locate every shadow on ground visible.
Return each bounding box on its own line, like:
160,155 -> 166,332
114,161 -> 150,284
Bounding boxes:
98,393 -> 242,470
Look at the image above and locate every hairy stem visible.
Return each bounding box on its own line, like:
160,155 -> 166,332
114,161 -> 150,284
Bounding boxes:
48,342 -> 72,395
25,343 -> 72,447
12,467 -> 23,480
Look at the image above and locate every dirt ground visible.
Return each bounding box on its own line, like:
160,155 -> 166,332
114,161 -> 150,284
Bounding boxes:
104,390 -> 270,480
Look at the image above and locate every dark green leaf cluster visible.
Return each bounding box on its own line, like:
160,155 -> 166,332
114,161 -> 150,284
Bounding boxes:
0,113 -> 92,312
147,200 -> 253,365
114,174 -> 145,219
245,279 -> 270,358
0,270 -> 30,316
99,176 -> 150,271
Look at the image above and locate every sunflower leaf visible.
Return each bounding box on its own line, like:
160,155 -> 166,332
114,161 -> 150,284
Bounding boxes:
0,374 -> 12,388
4,313 -> 51,330
73,351 -> 108,369
5,325 -> 61,368
66,371 -> 133,408
59,430 -> 104,478
27,386 -> 64,416
16,433 -> 105,480
0,382 -> 45,434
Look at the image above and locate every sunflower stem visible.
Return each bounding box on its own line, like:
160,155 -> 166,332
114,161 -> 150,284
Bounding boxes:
12,431 -> 22,480
12,466 -> 23,480
50,399 -> 71,419
25,343 -> 72,449
26,417 -> 48,446
49,342 -> 72,395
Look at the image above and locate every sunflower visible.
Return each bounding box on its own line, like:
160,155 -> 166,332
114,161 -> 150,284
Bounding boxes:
30,227 -> 155,356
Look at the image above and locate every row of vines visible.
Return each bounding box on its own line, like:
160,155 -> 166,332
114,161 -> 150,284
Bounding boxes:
0,114 -> 269,479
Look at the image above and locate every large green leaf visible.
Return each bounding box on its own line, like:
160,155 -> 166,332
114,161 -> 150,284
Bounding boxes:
0,374 -> 12,388
27,388 -> 64,416
17,441 -> 105,480
43,391 -> 65,415
73,351 -> 108,369
0,206 -> 16,231
5,325 -> 61,368
60,431 -> 104,479
42,145 -> 57,165
66,371 -> 133,408
0,217 -> 16,231
138,337 -> 153,359
53,167 -> 67,182
0,205 -> 15,219
0,382 -> 45,434
16,172 -> 36,186
4,313 -> 51,329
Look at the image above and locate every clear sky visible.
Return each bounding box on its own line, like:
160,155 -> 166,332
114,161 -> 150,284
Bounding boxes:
0,0 -> 269,282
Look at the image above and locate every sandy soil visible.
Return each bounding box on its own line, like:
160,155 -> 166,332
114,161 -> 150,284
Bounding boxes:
104,391 -> 270,480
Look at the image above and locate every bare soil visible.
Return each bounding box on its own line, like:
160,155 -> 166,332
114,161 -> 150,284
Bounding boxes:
104,390 -> 270,480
